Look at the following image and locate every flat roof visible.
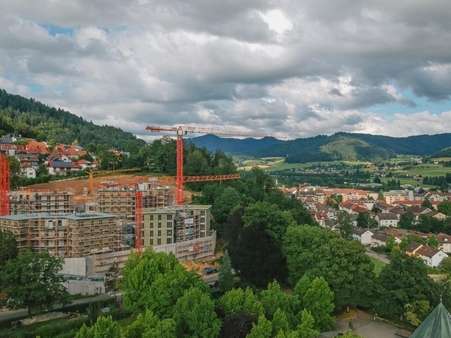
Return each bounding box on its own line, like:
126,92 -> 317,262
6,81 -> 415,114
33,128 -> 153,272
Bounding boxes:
144,205 -> 211,214
0,212 -> 117,221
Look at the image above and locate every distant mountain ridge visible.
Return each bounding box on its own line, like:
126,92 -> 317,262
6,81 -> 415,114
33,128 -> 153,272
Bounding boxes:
190,132 -> 451,162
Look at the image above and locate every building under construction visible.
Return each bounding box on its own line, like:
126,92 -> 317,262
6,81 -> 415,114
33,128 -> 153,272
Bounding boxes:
9,190 -> 75,215
97,182 -> 174,221
0,212 -> 122,258
143,205 -> 216,261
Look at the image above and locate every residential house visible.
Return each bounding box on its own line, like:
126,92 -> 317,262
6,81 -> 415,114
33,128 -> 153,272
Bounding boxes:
406,242 -> 448,267
424,192 -> 448,203
25,139 -> 49,154
20,166 -> 36,179
352,228 -> 373,246
48,159 -> 81,176
416,246 -> 448,267
383,190 -> 413,205
437,233 -> 451,254
429,211 -> 447,221
376,212 -> 399,227
406,242 -> 423,256
53,144 -> 87,160
371,232 -> 388,247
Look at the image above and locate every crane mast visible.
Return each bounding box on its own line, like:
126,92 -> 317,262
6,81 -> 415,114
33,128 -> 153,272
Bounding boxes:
145,125 -> 259,204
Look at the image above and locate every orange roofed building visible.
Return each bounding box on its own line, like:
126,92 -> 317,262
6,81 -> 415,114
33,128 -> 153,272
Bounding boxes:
25,139 -> 49,154
53,144 -> 87,159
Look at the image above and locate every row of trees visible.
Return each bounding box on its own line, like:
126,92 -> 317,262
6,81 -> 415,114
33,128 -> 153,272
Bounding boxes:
76,250 -> 338,338
398,205 -> 451,234
423,174 -> 451,188
0,230 -> 68,315
81,137 -> 236,174
195,170 -> 451,324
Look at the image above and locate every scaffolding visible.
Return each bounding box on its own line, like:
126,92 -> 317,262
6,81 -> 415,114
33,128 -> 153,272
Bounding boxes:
0,213 -> 122,258
9,190 -> 75,215
0,153 -> 10,216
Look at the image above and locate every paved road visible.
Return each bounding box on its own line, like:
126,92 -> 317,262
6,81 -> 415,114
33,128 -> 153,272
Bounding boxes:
0,293 -> 118,323
365,249 -> 390,264
321,309 -> 410,338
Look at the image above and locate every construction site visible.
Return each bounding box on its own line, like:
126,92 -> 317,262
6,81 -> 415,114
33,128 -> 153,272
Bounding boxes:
0,212 -> 123,257
0,125 -> 252,293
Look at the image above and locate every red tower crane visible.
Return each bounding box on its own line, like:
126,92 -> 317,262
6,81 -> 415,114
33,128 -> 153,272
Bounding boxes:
146,125 -> 260,204
134,191 -> 143,252
0,153 -> 10,216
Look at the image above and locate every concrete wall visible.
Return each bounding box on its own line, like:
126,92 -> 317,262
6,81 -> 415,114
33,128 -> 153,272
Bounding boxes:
64,279 -> 105,296
62,257 -> 87,277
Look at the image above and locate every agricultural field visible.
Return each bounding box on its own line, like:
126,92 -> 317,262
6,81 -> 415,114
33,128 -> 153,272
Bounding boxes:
236,157 -> 285,171
400,164 -> 451,177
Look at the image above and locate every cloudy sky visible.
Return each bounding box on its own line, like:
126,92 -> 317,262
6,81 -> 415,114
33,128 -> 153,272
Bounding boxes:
1,0 -> 451,139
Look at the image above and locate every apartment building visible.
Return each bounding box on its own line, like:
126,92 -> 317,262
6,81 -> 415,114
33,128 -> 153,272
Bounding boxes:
0,212 -> 122,258
143,205 -> 215,260
9,190 -> 75,215
97,183 -> 174,221
383,190 -> 413,205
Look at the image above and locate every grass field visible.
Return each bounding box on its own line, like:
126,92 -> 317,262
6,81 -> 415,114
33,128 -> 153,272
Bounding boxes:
395,164 -> 451,177
265,159 -> 371,172
369,256 -> 387,276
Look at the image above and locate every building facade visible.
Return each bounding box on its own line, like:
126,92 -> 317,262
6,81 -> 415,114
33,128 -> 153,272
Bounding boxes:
143,205 -> 215,260
9,191 -> 75,215
97,184 -> 174,221
0,213 -> 122,258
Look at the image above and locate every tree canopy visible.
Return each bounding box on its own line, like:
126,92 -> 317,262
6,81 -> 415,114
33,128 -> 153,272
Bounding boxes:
0,250 -> 68,314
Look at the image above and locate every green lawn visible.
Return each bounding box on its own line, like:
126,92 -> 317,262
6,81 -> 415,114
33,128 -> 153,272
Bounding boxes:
369,256 -> 387,276
401,164 -> 451,177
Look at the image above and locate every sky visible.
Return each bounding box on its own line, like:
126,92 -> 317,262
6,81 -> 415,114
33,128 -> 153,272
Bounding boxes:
1,0 -> 451,140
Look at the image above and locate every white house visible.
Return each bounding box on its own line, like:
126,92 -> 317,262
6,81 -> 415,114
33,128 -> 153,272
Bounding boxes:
352,229 -> 374,246
438,233 -> 451,254
20,166 -> 36,179
376,212 -> 399,227
416,246 -> 448,268
371,232 -> 388,247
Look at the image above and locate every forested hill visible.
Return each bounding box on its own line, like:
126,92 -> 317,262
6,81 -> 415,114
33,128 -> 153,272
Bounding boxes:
190,132 -> 451,163
0,89 -> 145,153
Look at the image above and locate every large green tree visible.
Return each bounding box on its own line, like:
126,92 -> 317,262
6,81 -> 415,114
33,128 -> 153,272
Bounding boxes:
219,287 -> 264,318
284,225 -> 375,309
438,201 -> 451,216
259,281 -> 292,321
0,250 -> 68,314
121,250 -> 206,317
0,230 -> 17,265
399,211 -> 414,229
219,251 -> 234,293
76,316 -> 121,338
228,201 -> 294,286
376,254 -> 438,320
293,276 -> 334,330
246,314 -> 272,338
338,211 -> 353,240
123,310 -> 176,338
174,288 -> 221,338
212,187 -> 242,234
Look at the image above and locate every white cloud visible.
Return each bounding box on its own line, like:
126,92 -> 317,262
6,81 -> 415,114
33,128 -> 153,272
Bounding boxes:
0,0 -> 450,138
